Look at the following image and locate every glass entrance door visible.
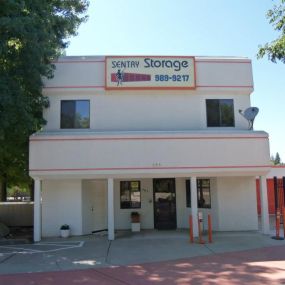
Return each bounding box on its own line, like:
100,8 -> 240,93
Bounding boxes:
153,178 -> 177,230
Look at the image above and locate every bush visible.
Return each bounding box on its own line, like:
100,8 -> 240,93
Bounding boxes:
60,224 -> 70,230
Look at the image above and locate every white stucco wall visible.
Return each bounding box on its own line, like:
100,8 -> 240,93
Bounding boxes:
34,56 -> 265,237
30,131 -> 270,180
177,176 -> 258,232
209,178 -> 219,231
42,56 -> 254,132
114,179 -> 154,229
41,180 -> 82,237
112,176 -> 257,231
45,58 -> 105,88
103,177 -> 218,231
175,178 -> 187,228
43,91 -> 251,131
216,176 -> 258,231
43,56 -> 253,92
176,177 -> 218,231
266,166 -> 285,178
40,176 -> 259,237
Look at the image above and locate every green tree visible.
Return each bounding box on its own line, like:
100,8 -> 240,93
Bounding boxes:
0,0 -> 89,195
274,152 -> 281,165
257,0 -> 285,63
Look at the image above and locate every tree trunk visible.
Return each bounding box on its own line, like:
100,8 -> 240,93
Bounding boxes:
30,180 -> 34,201
0,181 -> 7,202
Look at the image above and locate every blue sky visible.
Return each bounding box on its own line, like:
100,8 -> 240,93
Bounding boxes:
66,0 -> 285,161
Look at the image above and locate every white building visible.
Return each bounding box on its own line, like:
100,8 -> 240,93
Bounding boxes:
29,56 -> 271,241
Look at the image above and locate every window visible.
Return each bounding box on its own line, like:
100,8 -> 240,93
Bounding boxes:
186,179 -> 211,208
120,181 -> 141,209
186,180 -> 191,208
197,179 -> 211,208
61,100 -> 90,129
206,99 -> 234,127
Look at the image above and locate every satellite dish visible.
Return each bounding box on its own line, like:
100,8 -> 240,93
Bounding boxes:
239,107 -> 259,130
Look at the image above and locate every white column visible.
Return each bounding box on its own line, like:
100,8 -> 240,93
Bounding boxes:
107,178 -> 115,240
259,176 -> 270,234
33,179 -> 42,242
191,176 -> 199,237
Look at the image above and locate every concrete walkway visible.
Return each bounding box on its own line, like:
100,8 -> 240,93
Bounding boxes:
0,231 -> 285,284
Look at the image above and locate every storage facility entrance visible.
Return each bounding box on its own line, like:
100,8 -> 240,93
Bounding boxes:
153,178 -> 177,230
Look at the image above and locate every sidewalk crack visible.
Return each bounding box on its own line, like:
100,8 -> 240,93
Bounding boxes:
0,253 -> 16,264
93,269 -> 133,285
105,240 -> 112,264
55,259 -> 63,270
204,243 -> 217,254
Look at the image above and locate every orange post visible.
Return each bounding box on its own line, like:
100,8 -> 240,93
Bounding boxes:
189,215 -> 194,243
208,214 -> 212,243
283,207 -> 285,239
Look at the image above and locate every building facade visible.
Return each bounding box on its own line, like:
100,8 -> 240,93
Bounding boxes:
29,56 -> 271,241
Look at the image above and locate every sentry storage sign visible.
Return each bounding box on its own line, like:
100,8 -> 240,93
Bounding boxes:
105,56 -> 196,89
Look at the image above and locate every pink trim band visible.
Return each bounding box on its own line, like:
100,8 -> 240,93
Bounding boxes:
195,60 -> 251,64
29,165 -> 272,172
196,85 -> 253,88
271,166 -> 285,168
30,136 -> 268,142
52,60 -> 105,64
43,85 -> 105,89
52,59 -> 250,64
43,85 -> 253,89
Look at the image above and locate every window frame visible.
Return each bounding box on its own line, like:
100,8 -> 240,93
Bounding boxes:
186,179 -> 191,208
120,180 -> 141,209
186,179 -> 211,209
197,179 -> 211,209
206,99 -> 235,127
60,100 -> 90,129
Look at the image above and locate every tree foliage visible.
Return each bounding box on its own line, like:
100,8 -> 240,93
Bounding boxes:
271,152 -> 282,165
0,0 -> 89,186
274,152 -> 281,165
258,0 -> 285,63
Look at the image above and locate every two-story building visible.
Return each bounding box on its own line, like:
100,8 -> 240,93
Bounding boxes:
29,56 -> 271,241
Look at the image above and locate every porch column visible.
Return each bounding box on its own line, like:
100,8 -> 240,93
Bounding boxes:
259,176 -> 270,234
33,179 -> 42,242
190,176 -> 199,237
107,178 -> 115,240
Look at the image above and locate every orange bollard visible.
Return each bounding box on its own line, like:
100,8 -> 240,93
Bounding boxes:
283,207 -> 285,239
208,214 -> 213,243
189,215 -> 194,243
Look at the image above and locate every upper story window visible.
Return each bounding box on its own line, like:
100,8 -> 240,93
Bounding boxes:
206,99 -> 234,127
60,100 -> 90,129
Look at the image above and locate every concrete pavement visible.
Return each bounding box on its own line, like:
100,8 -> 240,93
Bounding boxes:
0,231 -> 285,284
